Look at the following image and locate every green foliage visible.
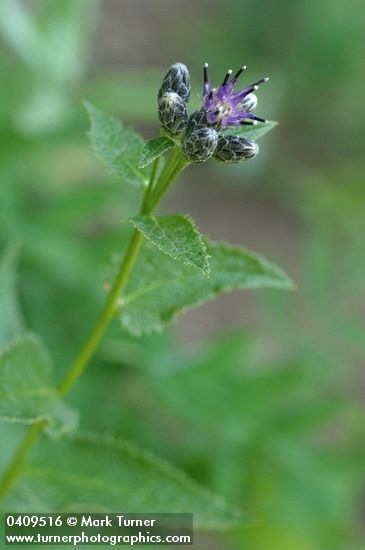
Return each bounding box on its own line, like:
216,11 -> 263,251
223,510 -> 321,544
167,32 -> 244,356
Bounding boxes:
118,240 -> 293,335
0,0 -> 98,134
3,434 -> 243,527
138,136 -> 175,168
1,2 -> 365,547
0,0 -> 97,82
129,214 -> 210,275
0,245 -> 24,348
84,101 -> 150,187
0,335 -> 76,437
96,330 -> 364,549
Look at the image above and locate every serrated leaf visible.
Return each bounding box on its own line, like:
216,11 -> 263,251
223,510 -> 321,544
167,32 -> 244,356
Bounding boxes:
0,245 -> 24,347
84,101 -> 149,188
129,214 -> 210,276
138,136 -> 175,169
228,120 -> 278,141
118,240 -> 294,335
0,334 -> 76,437
4,434 -> 243,529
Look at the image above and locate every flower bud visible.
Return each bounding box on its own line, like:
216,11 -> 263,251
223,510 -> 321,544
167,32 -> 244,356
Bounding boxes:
186,107 -> 209,135
238,93 -> 258,112
158,62 -> 191,103
183,127 -> 218,163
158,92 -> 188,136
213,134 -> 259,163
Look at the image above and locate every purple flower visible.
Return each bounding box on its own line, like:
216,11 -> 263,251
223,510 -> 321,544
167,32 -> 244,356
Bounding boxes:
202,63 -> 269,128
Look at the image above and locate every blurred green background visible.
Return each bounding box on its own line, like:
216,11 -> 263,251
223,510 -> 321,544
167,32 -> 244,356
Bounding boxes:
1,0 -> 365,548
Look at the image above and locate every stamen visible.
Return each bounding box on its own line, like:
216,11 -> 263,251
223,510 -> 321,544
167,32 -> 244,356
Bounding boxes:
252,77 -> 269,87
233,66 -> 247,81
252,115 -> 268,123
202,62 -> 269,130
222,69 -> 232,86
203,63 -> 209,84
243,77 -> 269,95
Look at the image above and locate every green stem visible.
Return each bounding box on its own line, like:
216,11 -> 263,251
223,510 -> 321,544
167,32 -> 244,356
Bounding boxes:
0,145 -> 187,501
57,228 -> 144,397
0,422 -> 45,500
145,148 -> 188,213
140,155 -> 161,214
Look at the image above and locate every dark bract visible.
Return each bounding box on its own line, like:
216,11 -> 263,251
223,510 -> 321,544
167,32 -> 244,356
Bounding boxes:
158,92 -> 188,136
183,127 -> 219,163
158,62 -> 191,103
214,134 -> 259,163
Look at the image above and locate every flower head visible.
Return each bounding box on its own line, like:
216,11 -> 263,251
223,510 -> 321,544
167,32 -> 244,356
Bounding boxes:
183,127 -> 219,164
156,61 -> 271,164
214,134 -> 259,163
158,92 -> 188,136
202,63 -> 269,128
158,63 -> 191,103
157,63 -> 190,137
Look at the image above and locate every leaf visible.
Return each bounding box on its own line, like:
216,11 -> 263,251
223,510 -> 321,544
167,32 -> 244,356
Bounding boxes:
0,334 -> 76,437
129,214 -> 210,276
118,240 -> 294,335
228,120 -> 278,141
84,101 -> 149,188
138,136 -> 175,169
4,433 -> 243,529
0,245 -> 24,347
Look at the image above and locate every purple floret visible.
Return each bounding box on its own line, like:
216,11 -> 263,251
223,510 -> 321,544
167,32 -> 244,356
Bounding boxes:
202,63 -> 269,128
